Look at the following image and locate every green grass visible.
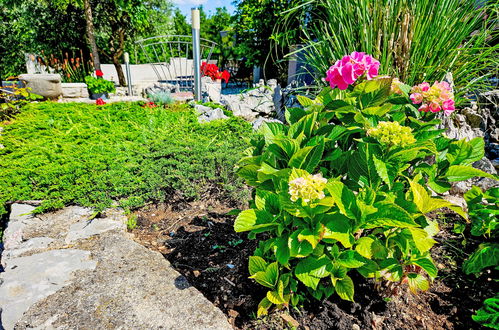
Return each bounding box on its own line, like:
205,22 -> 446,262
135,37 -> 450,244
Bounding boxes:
0,102 -> 253,215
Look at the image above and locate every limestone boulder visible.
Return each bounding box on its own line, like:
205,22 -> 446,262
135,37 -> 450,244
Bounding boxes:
18,74 -> 62,99
61,83 -> 89,98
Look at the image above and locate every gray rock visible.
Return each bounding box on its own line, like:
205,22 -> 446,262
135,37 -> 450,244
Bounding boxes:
198,108 -> 228,123
193,104 -> 213,115
61,83 -> 89,98
1,237 -> 54,262
450,157 -> 499,194
15,232 -> 231,330
252,117 -> 283,130
65,217 -> 125,244
0,249 -> 97,330
2,204 -> 36,252
0,205 -> 231,329
18,74 -> 62,99
144,82 -> 176,97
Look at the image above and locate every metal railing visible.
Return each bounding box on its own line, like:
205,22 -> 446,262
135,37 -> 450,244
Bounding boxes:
135,35 -> 217,91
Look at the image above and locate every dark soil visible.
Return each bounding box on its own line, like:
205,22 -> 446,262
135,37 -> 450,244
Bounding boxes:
132,199 -> 497,329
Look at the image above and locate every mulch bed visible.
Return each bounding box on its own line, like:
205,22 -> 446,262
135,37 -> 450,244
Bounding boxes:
131,199 -> 496,329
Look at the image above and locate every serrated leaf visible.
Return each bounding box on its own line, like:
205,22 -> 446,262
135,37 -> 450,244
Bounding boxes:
323,213 -> 354,248
257,297 -> 272,317
295,256 -> 331,289
234,209 -> 276,232
297,95 -> 314,107
275,236 -> 290,265
463,243 -> 499,275
335,275 -> 355,301
472,294 -> 499,329
406,273 -> 429,294
412,257 -> 438,278
408,228 -> 436,253
373,154 -> 391,189
356,237 -> 374,259
289,231 -> 313,257
288,146 -> 314,169
305,139 -> 325,173
326,181 -> 360,220
285,107 -> 307,125
267,290 -> 285,304
336,250 -> 365,268
364,202 -> 418,229
446,165 -> 497,182
249,256 -> 267,276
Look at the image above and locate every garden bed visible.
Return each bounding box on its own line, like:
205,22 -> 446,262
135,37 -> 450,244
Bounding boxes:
132,200 -> 496,329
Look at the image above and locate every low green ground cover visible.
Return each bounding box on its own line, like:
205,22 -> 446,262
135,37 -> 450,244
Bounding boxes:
0,102 -> 253,216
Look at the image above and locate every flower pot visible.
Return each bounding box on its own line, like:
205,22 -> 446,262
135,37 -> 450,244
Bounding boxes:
90,92 -> 108,100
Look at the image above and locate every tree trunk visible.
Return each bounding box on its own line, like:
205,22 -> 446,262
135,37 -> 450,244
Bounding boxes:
112,29 -> 126,86
113,57 -> 126,87
83,0 -> 101,71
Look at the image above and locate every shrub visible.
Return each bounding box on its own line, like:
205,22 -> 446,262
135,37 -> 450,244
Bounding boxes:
234,54 -> 497,316
84,75 -> 116,95
0,102 -> 252,215
147,91 -> 175,106
461,186 -> 498,329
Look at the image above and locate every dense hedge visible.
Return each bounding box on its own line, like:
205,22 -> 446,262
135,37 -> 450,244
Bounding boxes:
0,102 -> 253,215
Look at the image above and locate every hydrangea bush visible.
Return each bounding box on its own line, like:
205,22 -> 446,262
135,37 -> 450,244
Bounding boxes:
234,53 -> 497,316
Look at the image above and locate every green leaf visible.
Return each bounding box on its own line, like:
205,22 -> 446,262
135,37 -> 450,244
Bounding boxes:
295,256 -> 331,289
251,262 -> 279,288
356,237 -> 374,259
334,275 -> 354,301
288,146 -> 314,169
262,122 -> 286,144
373,154 -> 391,189
234,209 -> 276,232
408,228 -> 436,253
305,138 -> 325,173
275,236 -> 290,265
364,202 -> 418,229
348,143 -> 381,187
285,107 -> 307,125
255,190 -> 280,214
289,231 -> 314,257
257,297 -> 272,317
412,257 -> 438,279
446,165 -> 497,182
267,290 -> 285,304
463,243 -> 499,275
326,181 -> 360,220
406,273 -> 429,293
236,164 -> 260,185
249,256 -> 268,276
323,213 -> 354,248
472,295 -> 499,329
298,227 -> 321,249
296,95 -> 314,107
336,250 -> 365,268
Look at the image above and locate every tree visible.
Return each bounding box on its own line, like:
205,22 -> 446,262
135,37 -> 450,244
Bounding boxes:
171,8 -> 190,36
0,0 -> 88,79
232,0 -> 295,81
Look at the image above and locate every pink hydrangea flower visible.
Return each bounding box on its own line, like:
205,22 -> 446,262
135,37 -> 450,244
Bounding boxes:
410,81 -> 455,116
325,52 -> 380,90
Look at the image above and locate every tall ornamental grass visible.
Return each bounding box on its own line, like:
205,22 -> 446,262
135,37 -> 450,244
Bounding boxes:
277,0 -> 498,101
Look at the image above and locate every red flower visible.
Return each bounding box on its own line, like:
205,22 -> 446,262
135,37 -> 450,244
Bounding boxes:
221,70 -> 230,84
144,101 -> 157,108
95,69 -> 104,77
96,98 -> 106,105
200,62 -> 230,83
